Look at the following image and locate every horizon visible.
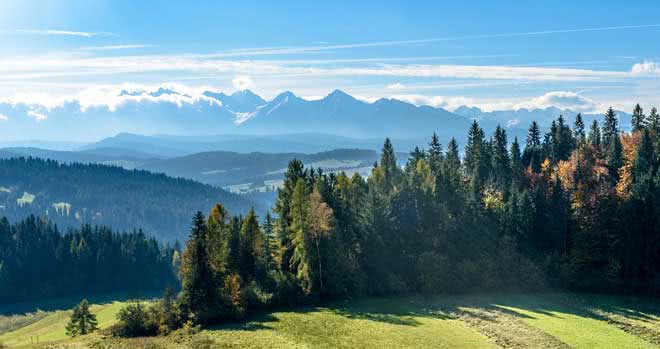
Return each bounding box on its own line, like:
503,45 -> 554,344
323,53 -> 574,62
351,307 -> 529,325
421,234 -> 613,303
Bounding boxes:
1,0 -> 659,127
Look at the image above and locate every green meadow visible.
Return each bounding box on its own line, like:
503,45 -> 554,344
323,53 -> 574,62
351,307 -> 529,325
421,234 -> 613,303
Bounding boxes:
2,293 -> 660,348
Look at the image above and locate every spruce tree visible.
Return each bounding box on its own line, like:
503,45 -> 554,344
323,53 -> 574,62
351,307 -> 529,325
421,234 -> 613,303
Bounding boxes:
523,121 -> 542,172
492,125 -> 510,186
65,299 -> 97,337
510,137 -> 522,184
631,104 -> 646,132
239,208 -> 264,281
179,212 -> 218,324
602,107 -> 619,149
428,133 -> 443,175
574,113 -> 586,144
588,120 -> 601,149
648,107 -> 659,133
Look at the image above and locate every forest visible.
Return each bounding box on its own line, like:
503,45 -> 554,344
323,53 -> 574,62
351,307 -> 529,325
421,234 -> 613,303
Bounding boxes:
0,158 -> 257,241
3,105 -> 660,338
0,216 -> 178,304
100,105 -> 660,336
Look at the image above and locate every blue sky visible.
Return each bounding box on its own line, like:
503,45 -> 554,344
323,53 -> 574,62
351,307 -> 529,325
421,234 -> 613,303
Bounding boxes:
1,0 -> 660,113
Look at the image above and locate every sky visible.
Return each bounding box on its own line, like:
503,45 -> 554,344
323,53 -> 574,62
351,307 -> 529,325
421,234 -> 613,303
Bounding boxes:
1,0 -> 660,114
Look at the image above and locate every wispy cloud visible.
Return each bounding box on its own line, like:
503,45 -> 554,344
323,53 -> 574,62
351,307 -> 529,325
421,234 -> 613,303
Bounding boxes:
16,29 -> 110,37
78,44 -> 154,51
27,110 -> 48,121
0,113 -> 8,121
205,24 -> 660,57
390,91 -> 601,113
0,54 -> 633,82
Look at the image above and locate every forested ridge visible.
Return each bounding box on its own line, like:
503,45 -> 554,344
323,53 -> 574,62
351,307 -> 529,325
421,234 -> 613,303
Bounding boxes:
0,216 -> 178,304
0,158 -> 257,241
107,104 -> 660,336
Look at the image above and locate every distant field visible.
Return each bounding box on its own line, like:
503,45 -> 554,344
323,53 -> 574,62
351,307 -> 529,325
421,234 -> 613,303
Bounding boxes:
2,293 -> 660,348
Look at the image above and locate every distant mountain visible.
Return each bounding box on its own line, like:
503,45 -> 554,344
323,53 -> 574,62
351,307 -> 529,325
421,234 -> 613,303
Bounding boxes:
0,157 -> 258,241
0,88 -> 485,142
453,106 -> 633,131
138,148 -> 403,190
83,132 -> 425,157
236,89 -> 477,139
2,86 -> 634,150
203,90 -> 266,113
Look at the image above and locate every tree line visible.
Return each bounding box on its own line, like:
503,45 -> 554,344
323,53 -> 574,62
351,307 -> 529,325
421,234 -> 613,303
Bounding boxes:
109,104 -> 660,336
0,157 -> 257,241
0,216 -> 179,303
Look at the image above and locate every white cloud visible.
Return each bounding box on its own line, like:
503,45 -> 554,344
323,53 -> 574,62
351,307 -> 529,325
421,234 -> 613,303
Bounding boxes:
387,83 -> 405,90
0,114 -> 8,121
16,29 -> 103,37
27,110 -> 47,121
232,76 -> 254,90
203,24 -> 660,57
389,91 -> 600,113
3,83 -> 223,113
631,61 -> 660,75
78,44 -> 154,51
517,91 -> 598,112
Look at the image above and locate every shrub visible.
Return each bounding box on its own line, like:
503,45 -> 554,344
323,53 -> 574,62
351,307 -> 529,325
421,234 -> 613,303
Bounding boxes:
111,301 -> 158,338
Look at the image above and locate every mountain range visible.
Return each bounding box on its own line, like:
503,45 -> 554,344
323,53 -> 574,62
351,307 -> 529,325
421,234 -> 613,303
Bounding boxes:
0,87 -> 631,144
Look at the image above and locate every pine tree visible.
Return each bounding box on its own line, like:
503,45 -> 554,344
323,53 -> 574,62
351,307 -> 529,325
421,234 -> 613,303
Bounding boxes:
631,104 -> 646,132
465,120 -> 485,174
428,133 -> 443,175
608,134 -> 623,182
648,107 -> 659,133
492,125 -> 510,187
588,120 -> 601,149
602,107 -> 619,149
262,212 -> 276,274
574,113 -> 586,144
65,299 -> 97,337
239,208 -> 264,281
179,212 -> 218,324
510,137 -> 522,184
523,121 -> 542,172
380,138 -> 400,193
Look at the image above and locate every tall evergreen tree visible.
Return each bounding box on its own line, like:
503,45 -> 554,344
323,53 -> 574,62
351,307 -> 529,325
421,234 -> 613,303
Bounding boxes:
631,104 -> 646,132
602,107 -> 619,149
588,120 -> 602,149
523,121 -> 542,172
179,212 -> 219,324
510,137 -> 523,185
574,113 -> 586,144
648,107 -> 660,133
65,299 -> 97,337
428,133 -> 443,175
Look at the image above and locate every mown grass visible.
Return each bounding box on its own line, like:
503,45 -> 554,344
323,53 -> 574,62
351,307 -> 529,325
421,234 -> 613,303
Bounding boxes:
2,293 -> 660,348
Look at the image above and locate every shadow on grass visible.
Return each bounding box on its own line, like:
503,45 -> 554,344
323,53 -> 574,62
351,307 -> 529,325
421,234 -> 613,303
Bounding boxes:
0,289 -> 163,315
206,292 -> 660,333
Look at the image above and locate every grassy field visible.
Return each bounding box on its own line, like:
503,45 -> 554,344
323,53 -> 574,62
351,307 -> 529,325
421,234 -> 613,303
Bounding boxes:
1,293 -> 660,348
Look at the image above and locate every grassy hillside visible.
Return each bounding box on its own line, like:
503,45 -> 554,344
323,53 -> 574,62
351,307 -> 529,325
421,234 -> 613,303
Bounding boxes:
3,293 -> 660,348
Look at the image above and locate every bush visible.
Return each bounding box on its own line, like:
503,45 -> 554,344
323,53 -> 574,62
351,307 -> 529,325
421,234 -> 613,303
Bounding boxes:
111,301 -> 157,338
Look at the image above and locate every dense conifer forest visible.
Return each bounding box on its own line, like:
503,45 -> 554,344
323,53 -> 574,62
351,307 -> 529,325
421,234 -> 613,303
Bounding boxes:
0,216 -> 178,304
0,158 -> 257,241
104,105 -> 660,336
